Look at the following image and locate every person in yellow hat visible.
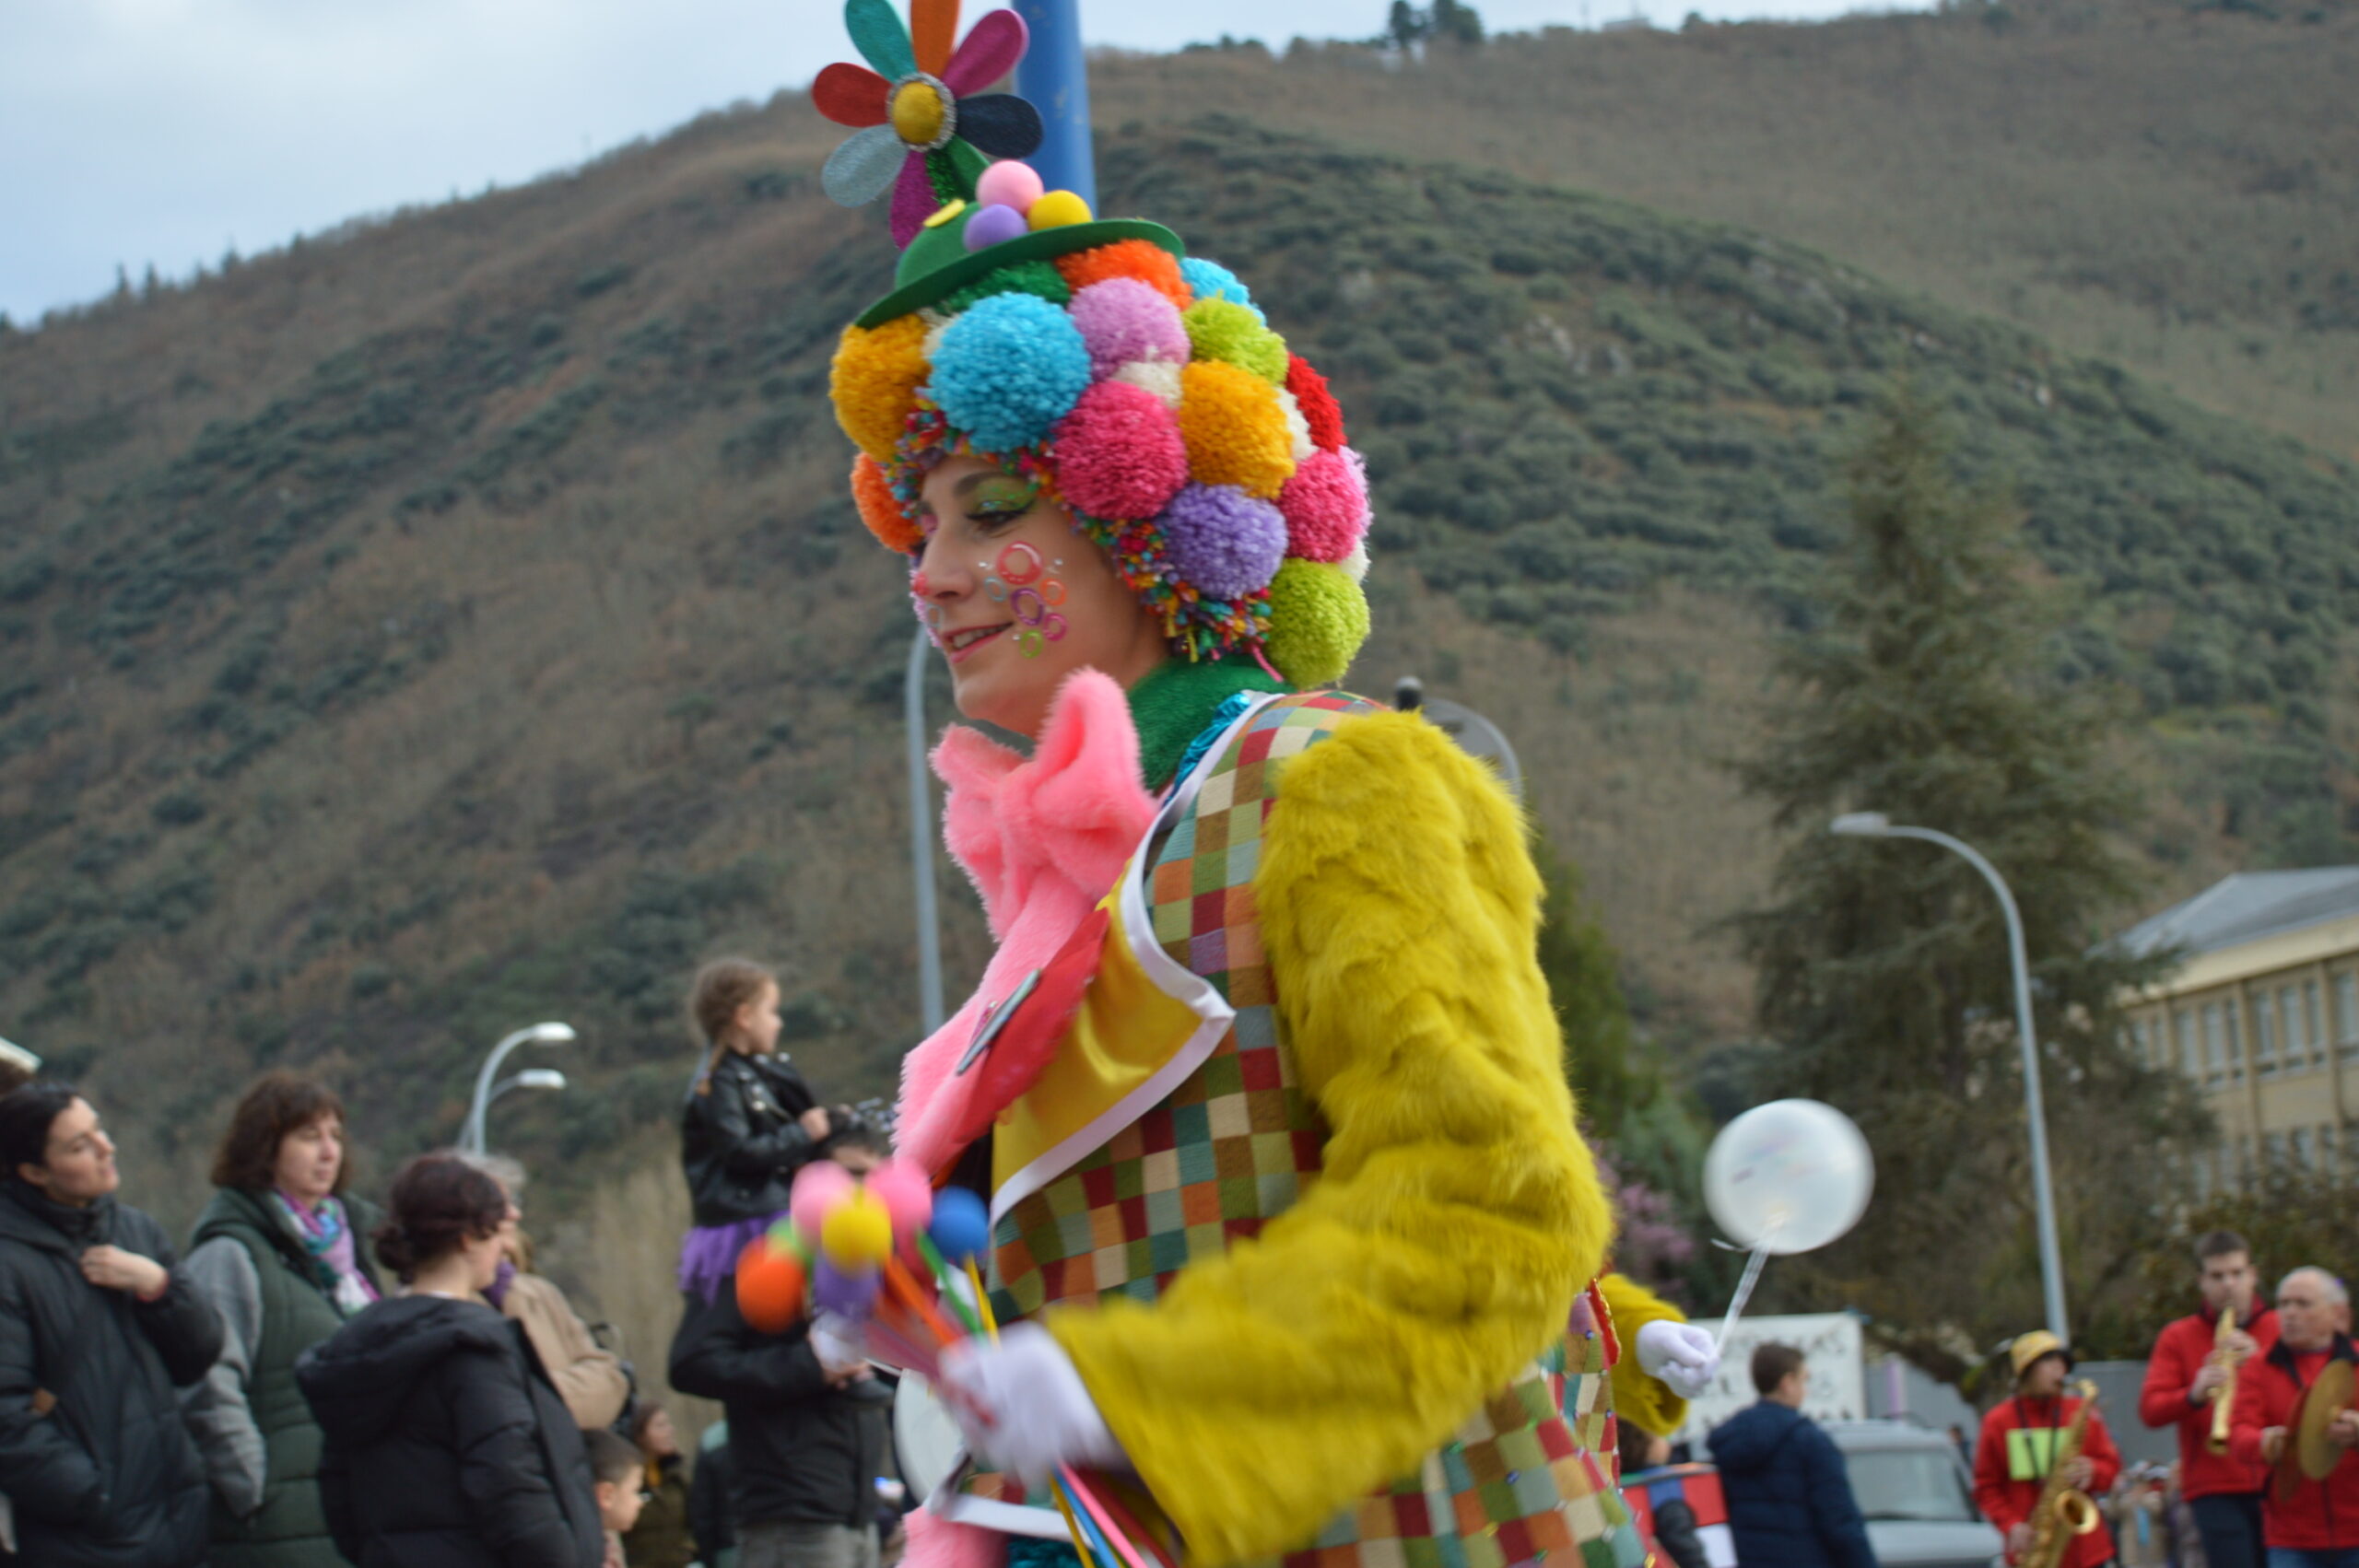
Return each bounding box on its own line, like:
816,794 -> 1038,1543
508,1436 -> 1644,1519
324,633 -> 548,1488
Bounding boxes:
1971,1331 -> 2123,1568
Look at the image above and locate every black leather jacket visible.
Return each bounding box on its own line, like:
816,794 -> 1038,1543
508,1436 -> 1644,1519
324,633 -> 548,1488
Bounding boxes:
680,1051 -> 825,1226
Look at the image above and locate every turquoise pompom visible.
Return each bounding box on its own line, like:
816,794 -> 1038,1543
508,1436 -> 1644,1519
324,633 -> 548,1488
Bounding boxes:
1181,257 -> 1263,321
930,293 -> 1092,453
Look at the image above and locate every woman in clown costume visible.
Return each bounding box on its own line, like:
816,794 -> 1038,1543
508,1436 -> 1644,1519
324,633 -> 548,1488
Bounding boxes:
809,5 -> 1719,1566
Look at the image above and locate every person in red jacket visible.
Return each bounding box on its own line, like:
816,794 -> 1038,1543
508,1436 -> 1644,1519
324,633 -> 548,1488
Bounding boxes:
2142,1229 -> 2280,1568
2226,1266 -> 2359,1568
1975,1331 -> 2123,1568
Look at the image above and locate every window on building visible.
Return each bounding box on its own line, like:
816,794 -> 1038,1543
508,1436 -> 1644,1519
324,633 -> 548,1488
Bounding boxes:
2306,981 -> 2325,1066
2256,992 -> 2279,1077
2227,1003 -> 2245,1080
2268,1130 -> 2289,1168
2177,1010 -> 2201,1083
2323,1126 -> 2339,1174
2129,1018 -> 2149,1068
2293,1128 -> 2313,1168
2283,985 -> 2310,1069
2203,1004 -> 2227,1086
2339,973 -> 2359,1055
2237,1136 -> 2254,1178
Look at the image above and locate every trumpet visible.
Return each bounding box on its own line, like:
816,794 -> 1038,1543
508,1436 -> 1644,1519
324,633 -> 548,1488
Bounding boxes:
2208,1308 -> 2248,1457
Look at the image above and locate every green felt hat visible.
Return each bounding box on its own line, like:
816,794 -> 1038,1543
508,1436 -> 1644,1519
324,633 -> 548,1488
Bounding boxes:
852,205 -> 1186,327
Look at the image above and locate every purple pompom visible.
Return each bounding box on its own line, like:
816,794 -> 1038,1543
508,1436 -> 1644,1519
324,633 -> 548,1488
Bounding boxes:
1158,484 -> 1288,601
964,203 -> 1027,252
811,1257 -> 880,1316
1068,278 -> 1191,382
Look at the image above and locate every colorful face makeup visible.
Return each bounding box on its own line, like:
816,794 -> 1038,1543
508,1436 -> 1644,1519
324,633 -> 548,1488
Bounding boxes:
990,542 -> 1068,657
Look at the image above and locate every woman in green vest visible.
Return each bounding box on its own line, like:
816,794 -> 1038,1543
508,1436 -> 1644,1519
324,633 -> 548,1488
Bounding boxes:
182,1071 -> 382,1568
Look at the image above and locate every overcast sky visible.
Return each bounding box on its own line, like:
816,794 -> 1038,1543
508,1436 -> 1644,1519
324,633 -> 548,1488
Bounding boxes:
5,0 -> 1914,324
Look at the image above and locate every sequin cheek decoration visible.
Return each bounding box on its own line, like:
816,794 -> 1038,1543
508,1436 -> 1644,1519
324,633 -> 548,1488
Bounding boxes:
992,541 -> 1067,657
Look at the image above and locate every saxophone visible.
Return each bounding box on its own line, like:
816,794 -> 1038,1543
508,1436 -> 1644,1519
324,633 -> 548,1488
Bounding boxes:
2023,1381 -> 2104,1568
2208,1308 -> 2246,1457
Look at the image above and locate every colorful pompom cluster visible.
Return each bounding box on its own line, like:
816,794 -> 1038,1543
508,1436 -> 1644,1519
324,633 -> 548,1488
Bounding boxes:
734,1156 -> 992,1334
827,170 -> 1375,685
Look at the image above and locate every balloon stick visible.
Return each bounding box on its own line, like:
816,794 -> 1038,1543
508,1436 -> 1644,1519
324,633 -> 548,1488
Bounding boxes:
1713,1216 -> 1784,1358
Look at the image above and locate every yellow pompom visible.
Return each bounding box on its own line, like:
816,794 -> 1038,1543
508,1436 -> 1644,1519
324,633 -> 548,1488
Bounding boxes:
1027,190 -> 1093,230
891,81 -> 947,146
1177,360 -> 1296,498
820,1188 -> 894,1270
829,315 -> 931,462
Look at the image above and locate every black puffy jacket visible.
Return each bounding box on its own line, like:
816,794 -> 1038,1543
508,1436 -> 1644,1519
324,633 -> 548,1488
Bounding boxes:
1707,1401 -> 1879,1568
668,1277 -> 886,1530
295,1293 -> 603,1568
0,1180 -> 224,1568
680,1051 -> 826,1227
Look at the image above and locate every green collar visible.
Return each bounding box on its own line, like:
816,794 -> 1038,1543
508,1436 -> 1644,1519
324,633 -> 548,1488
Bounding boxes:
1126,659 -> 1289,791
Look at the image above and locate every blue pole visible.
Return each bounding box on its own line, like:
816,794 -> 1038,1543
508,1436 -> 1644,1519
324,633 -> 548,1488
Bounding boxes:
1012,0 -> 1096,208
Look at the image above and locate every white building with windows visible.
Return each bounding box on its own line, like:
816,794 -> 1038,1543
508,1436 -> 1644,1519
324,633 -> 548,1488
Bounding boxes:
2117,868 -> 2359,1193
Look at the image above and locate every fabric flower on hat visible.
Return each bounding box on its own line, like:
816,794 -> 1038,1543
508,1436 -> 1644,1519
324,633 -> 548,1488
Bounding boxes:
814,0 -> 1044,245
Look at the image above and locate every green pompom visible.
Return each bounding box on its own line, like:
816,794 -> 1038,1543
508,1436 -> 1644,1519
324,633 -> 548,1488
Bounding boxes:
940,259 -> 1072,314
1183,298 -> 1288,384
1263,559 -> 1368,689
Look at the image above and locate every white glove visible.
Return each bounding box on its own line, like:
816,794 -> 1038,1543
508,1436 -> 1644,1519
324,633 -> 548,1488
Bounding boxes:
934,1322 -> 1127,1488
1637,1319 -> 1720,1400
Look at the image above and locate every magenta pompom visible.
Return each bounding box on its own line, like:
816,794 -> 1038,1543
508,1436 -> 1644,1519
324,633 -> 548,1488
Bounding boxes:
1067,278 -> 1190,383
1053,380 -> 1189,521
1158,483 -> 1288,601
789,1160 -> 855,1246
1276,447 -> 1371,563
964,203 -> 1027,252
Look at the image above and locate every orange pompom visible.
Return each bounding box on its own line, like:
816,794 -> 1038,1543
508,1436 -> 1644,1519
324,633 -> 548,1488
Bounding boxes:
735,1236 -> 807,1334
1178,359 -> 1296,498
851,454 -> 920,553
1055,240 -> 1191,310
829,314 -> 931,462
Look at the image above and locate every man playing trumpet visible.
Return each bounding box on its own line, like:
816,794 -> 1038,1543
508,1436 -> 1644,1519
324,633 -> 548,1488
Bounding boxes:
2228,1268 -> 2359,1568
2142,1231 -> 2277,1568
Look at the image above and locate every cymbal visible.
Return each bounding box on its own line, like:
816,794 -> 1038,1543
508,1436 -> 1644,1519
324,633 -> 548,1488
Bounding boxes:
2297,1359 -> 2355,1481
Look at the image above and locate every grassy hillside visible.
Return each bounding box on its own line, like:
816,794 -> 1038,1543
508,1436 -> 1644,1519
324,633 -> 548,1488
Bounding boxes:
2,102 -> 2354,1274
1094,0 -> 2359,458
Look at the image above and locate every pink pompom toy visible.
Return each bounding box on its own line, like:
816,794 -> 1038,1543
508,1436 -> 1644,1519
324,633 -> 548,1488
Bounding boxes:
789,1160 -> 856,1246
864,1158 -> 934,1238
975,159 -> 1046,214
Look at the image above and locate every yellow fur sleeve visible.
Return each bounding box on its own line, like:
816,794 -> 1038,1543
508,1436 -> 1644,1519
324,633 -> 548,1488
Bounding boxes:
1044,709 -> 1613,1567
1600,1271 -> 1691,1439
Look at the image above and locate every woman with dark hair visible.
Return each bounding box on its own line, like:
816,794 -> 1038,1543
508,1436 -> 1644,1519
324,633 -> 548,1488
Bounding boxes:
0,1082 -> 223,1568
181,1071 -> 382,1567
295,1153 -> 602,1568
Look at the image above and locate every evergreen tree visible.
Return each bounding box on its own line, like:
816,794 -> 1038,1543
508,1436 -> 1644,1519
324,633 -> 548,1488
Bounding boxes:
1731,380 -> 2195,1374
1431,0 -> 1486,43
1535,827 -> 1640,1137
1388,0 -> 1428,49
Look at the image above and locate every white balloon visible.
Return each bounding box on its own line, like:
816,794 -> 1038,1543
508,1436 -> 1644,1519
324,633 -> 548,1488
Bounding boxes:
1703,1098 -> 1874,1255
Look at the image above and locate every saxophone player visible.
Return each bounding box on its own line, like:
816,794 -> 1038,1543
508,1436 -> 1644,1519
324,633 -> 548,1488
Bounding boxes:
2226,1268 -> 2359,1568
1974,1332 -> 2123,1568
2141,1231 -> 2277,1568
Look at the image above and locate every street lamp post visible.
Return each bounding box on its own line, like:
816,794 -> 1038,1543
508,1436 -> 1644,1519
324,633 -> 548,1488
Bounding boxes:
463,1023 -> 576,1155
907,626 -> 946,1037
487,1068 -> 568,1112
1829,811 -> 2069,1340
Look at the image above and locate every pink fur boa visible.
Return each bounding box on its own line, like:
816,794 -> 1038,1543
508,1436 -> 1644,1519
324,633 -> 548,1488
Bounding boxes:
894,670 -> 1156,1568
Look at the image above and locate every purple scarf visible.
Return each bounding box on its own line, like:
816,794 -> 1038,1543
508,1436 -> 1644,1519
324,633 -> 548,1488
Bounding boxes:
273,1191 -> 381,1315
